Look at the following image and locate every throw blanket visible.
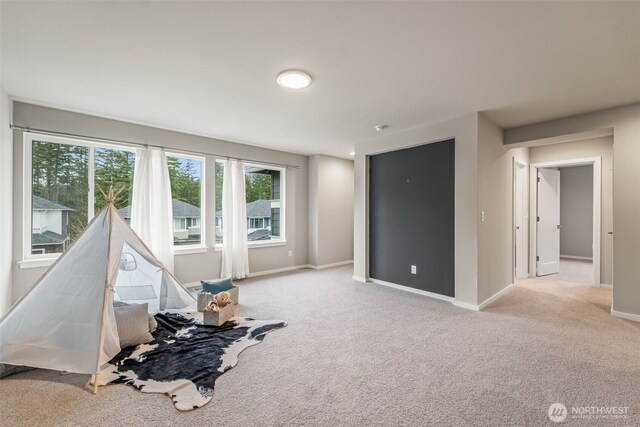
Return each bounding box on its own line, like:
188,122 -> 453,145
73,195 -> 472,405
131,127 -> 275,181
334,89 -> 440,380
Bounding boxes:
98,313 -> 287,411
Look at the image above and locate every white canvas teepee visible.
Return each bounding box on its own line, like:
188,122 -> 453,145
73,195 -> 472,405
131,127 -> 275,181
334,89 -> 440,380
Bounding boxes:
0,196 -> 195,392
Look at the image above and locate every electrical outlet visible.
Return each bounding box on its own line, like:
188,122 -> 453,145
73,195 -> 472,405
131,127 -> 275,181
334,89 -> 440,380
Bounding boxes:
411,265 -> 417,274
481,211 -> 485,222
288,250 -> 293,257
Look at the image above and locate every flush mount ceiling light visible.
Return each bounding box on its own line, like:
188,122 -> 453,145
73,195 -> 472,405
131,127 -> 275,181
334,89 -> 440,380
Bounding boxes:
375,124 -> 389,132
349,152 -> 355,156
277,69 -> 312,89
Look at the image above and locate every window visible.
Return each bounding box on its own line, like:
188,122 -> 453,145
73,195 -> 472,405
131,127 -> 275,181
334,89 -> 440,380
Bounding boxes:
215,161 -> 285,245
167,154 -> 204,248
26,134 -> 135,258
173,218 -> 187,231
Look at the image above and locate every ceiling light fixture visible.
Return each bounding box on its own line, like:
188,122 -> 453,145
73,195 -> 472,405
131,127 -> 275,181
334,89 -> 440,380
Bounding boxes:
375,124 -> 389,132
277,69 -> 312,89
349,152 -> 355,156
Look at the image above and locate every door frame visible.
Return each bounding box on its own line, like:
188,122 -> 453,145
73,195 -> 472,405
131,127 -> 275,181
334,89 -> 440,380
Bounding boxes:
528,156 -> 602,286
512,159 -> 528,281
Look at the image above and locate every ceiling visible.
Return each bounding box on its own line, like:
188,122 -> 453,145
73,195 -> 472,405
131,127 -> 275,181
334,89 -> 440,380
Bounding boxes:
1,1 -> 639,158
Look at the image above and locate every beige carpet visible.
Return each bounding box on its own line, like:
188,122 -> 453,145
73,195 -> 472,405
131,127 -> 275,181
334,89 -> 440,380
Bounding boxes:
533,258 -> 595,284
1,266 -> 638,426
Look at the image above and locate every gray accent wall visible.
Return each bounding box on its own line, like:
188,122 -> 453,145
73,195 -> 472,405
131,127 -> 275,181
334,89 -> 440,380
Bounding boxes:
354,112 -> 529,307
10,102 -> 311,303
354,113 -> 480,306
369,140 -> 455,297
559,165 -> 593,259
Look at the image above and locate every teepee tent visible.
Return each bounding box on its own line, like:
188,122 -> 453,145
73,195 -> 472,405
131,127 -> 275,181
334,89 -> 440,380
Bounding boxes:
0,193 -> 194,393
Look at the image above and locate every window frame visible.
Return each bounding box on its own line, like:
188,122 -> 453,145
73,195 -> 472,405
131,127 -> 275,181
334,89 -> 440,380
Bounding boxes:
23,132 -> 137,263
22,133 -> 207,264
214,160 -> 286,248
165,151 -> 207,252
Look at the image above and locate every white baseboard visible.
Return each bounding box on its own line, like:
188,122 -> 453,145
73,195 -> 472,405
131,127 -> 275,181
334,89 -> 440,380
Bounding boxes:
307,260 -> 353,270
452,300 -> 479,311
560,255 -> 593,261
185,262 -> 353,286
248,264 -> 310,278
610,309 -> 640,323
452,284 -> 515,312
185,265 -> 309,285
352,275 -> 367,283
368,278 -> 454,303
183,281 -> 202,289
600,284 -> 613,289
478,284 -> 515,310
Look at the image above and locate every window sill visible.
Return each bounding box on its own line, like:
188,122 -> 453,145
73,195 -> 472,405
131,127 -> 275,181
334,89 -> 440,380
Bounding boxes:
214,241 -> 288,251
18,258 -> 58,269
174,246 -> 208,256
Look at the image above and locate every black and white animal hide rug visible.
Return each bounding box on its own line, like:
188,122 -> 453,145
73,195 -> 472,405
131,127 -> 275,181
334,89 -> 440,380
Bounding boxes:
98,313 -> 287,411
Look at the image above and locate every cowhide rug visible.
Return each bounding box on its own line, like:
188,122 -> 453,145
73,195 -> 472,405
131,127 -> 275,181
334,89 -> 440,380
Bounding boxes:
98,313 -> 287,411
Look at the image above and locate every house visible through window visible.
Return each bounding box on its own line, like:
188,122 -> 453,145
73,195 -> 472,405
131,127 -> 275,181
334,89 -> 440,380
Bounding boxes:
26,134 -> 205,258
166,154 -> 204,247
215,161 -> 284,244
117,154 -> 204,248
29,137 -> 135,256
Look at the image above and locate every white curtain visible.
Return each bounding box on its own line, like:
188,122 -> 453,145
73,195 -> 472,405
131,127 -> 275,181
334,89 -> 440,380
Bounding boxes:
221,159 -> 250,279
130,147 -> 174,273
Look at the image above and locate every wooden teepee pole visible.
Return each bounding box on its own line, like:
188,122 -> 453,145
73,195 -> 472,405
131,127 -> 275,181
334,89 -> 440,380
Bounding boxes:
93,202 -> 116,395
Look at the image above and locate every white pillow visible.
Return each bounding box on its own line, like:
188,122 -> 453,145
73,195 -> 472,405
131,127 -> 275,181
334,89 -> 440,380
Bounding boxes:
113,303 -> 153,348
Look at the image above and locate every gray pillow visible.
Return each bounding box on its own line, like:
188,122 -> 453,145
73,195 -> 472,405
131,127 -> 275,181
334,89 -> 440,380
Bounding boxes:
113,302 -> 154,348
114,300 -> 157,333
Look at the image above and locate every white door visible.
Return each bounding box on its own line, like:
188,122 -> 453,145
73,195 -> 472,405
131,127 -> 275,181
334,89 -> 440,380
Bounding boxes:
515,163 -> 526,278
537,168 -> 561,276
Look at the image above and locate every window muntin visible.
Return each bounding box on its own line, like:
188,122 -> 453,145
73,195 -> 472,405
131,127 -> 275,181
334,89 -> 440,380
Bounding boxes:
25,134 -> 205,259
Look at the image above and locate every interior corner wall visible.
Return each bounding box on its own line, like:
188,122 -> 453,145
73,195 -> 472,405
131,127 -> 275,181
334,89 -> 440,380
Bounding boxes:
505,103 -> 640,316
354,113 -> 479,306
11,102 -> 309,301
0,88 -> 13,315
529,136 -> 613,284
476,114 -> 528,304
308,155 -> 320,267
308,154 -> 354,268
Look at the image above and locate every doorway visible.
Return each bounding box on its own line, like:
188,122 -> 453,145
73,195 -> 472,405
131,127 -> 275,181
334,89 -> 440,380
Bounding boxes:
528,157 -> 601,286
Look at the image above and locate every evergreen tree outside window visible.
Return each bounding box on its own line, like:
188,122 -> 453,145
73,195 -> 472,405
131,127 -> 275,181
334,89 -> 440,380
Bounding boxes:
167,154 -> 204,247
215,161 -> 285,245
27,135 -> 136,257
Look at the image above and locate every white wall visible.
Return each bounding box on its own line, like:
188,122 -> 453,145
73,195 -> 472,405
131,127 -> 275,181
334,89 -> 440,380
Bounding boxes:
308,155 -> 353,267
11,102 -> 309,300
528,136 -> 613,284
0,87 -> 12,314
354,113 -> 479,305
559,165 -> 593,259
506,104 -> 639,316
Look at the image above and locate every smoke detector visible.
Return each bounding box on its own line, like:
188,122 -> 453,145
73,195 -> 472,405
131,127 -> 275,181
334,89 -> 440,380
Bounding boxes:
375,124 -> 389,132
